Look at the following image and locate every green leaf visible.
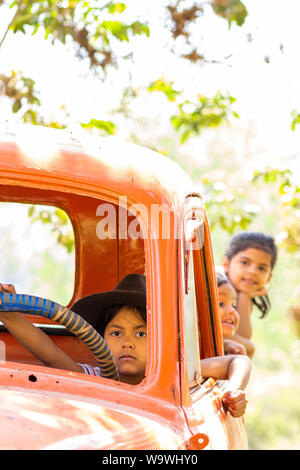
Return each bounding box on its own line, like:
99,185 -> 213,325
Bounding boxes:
104,2 -> 127,14
212,0 -> 248,27
130,21 -> 150,37
148,78 -> 181,102
12,100 -> 22,113
171,91 -> 238,142
28,205 -> 35,218
291,110 -> 300,131
100,20 -> 129,41
80,119 -> 116,135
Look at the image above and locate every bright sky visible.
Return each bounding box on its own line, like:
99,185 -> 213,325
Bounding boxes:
0,0 -> 300,175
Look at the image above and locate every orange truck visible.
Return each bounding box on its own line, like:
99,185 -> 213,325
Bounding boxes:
0,124 -> 248,450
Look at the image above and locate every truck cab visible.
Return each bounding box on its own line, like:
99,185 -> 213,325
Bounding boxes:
0,124 -> 248,450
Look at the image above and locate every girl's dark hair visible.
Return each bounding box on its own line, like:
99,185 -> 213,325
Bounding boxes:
216,274 -> 232,289
252,295 -> 271,319
97,304 -> 147,337
225,231 -> 278,270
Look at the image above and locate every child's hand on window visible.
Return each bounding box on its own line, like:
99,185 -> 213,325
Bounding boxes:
253,286 -> 268,297
0,283 -> 16,294
0,284 -> 17,321
221,389 -> 248,418
223,339 -> 247,356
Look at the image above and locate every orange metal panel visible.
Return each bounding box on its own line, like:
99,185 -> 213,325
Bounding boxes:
0,126 -> 248,450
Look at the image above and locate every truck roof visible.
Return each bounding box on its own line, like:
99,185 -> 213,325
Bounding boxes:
0,124 -> 198,208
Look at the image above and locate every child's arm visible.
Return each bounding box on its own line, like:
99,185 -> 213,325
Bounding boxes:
201,355 -> 251,390
230,333 -> 255,359
236,284 -> 269,340
201,355 -> 252,418
0,283 -> 83,373
236,292 -> 253,339
223,338 -> 247,356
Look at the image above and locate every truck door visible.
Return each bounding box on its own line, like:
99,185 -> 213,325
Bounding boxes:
179,196 -> 248,450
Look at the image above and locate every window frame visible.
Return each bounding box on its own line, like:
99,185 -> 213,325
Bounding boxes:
180,195 -> 223,392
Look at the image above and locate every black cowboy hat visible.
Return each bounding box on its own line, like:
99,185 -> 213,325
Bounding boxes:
71,274 -> 146,329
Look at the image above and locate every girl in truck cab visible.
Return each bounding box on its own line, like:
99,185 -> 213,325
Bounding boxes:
217,274 -> 255,359
0,275 -> 251,418
222,232 -> 278,354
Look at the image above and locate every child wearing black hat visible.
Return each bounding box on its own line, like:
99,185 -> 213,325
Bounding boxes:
0,277 -> 251,418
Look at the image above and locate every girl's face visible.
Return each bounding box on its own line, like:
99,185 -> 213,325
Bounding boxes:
104,306 -> 147,385
218,283 -> 239,339
223,248 -> 272,297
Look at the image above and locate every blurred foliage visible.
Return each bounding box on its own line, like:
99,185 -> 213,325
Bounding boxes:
291,109 -> 300,131
0,0 -> 247,131
111,84 -> 138,118
6,0 -> 149,69
0,70 -> 66,128
246,384 -> 300,450
211,0 -> 248,27
28,205 -> 75,253
0,0 -> 249,249
0,70 -> 40,112
80,118 -> 116,134
148,78 -> 181,102
167,2 -> 204,40
252,167 -> 300,258
33,251 -> 75,305
166,0 -> 248,62
22,108 -> 67,128
201,179 -> 256,233
171,92 -> 239,143
251,166 -> 300,341
289,305 -> 300,339
0,0 -> 149,125
148,80 -> 239,142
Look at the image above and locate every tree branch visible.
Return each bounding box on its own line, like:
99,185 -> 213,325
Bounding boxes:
0,0 -> 25,49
